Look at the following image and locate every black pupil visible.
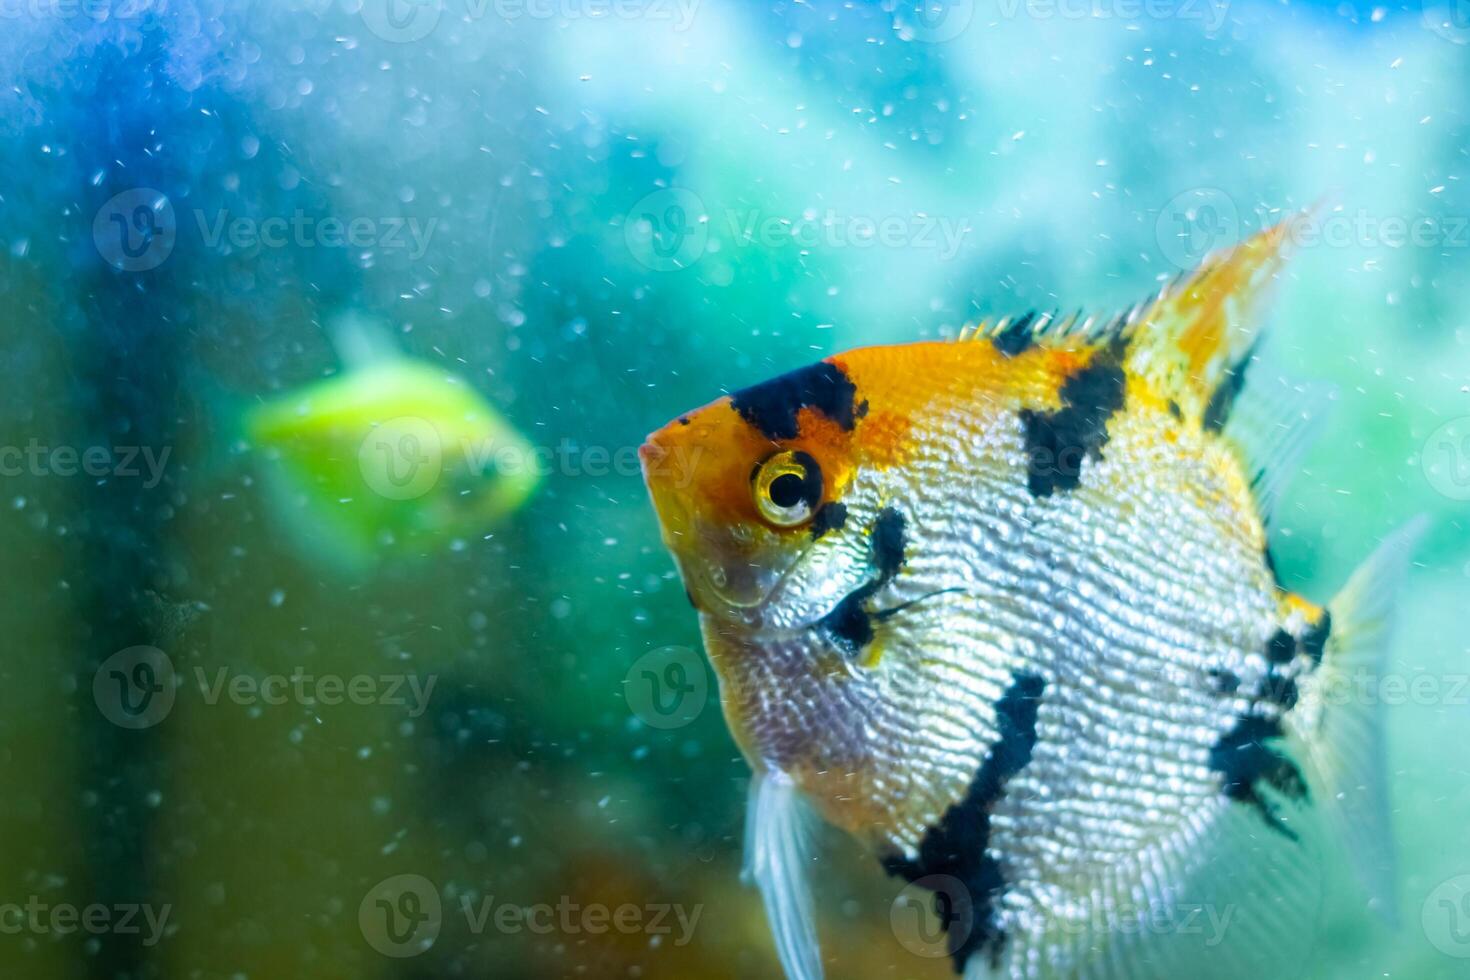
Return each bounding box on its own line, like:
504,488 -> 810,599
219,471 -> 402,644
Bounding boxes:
768,471 -> 806,510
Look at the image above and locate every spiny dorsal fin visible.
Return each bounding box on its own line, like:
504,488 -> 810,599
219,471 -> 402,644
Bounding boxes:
959,298 -> 1159,354
961,215 -> 1307,430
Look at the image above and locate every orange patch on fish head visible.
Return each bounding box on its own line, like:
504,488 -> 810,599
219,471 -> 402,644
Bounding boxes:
640,358 -> 904,620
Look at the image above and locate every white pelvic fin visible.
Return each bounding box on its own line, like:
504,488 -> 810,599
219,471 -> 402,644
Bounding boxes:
1293,517 -> 1430,923
743,771 -> 823,980
1221,375 -> 1333,528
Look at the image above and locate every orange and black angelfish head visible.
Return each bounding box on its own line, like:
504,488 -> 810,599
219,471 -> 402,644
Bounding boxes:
640,353 -> 916,631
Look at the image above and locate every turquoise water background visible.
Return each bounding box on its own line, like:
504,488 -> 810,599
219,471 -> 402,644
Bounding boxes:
0,2 -> 1466,977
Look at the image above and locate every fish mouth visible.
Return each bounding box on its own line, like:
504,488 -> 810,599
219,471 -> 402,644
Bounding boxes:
646,498 -> 820,621
678,535 -> 824,631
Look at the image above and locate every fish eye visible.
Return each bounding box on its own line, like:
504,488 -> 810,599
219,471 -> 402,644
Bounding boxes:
752,450 -> 823,528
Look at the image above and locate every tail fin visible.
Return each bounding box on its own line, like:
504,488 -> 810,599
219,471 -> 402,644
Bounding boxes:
1292,517 -> 1429,922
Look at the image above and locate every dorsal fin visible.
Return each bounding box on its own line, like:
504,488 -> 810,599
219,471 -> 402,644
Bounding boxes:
959,299 -> 1157,353
327,310 -> 402,371
962,215 -> 1306,429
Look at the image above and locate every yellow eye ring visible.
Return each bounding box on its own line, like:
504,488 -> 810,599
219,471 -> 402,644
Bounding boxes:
752,450 -> 823,528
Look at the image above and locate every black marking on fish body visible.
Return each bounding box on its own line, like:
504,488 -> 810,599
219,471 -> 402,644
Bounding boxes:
1209,714 -> 1309,838
1020,341 -> 1128,497
1260,629 -> 1302,708
1260,671 -> 1300,711
729,361 -> 858,441
1266,629 -> 1297,665
1201,344 -> 1258,433
809,501 -> 848,540
816,507 -> 907,656
816,583 -> 877,656
871,507 -> 907,579
1167,399 -> 1183,421
882,671 -> 1047,973
991,311 -> 1037,358
1264,545 -> 1281,584
1301,612 -> 1331,666
1208,667 -> 1241,694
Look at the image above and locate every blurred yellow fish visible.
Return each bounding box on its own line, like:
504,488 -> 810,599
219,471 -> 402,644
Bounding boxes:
246,314 -> 540,572
641,219 -> 1425,980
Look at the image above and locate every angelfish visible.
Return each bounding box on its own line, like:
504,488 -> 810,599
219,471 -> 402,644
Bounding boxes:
639,220 -> 1424,979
